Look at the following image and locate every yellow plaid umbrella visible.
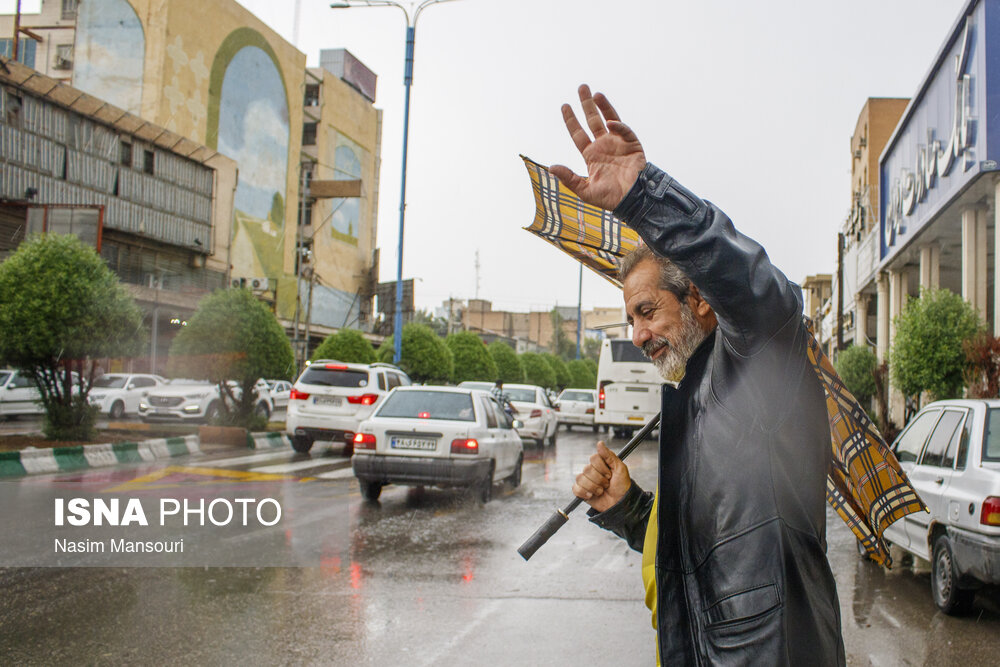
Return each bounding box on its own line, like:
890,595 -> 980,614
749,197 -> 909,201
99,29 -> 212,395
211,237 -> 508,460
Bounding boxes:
520,155 -> 926,567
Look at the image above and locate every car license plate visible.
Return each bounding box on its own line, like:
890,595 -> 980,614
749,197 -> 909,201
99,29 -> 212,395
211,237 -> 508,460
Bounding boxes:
314,395 -> 342,406
628,415 -> 644,421
390,437 -> 437,450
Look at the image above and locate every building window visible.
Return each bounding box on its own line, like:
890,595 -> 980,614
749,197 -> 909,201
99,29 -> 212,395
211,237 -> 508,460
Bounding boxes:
143,149 -> 155,175
62,0 -> 79,20
304,84 -> 320,107
302,122 -> 317,146
54,44 -> 73,70
121,141 -> 133,167
0,38 -> 37,69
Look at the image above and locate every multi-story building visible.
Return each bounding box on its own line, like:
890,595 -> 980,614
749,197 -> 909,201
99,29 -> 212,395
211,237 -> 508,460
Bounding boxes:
0,0 -> 79,81
2,0 -> 383,359
0,56 -> 238,372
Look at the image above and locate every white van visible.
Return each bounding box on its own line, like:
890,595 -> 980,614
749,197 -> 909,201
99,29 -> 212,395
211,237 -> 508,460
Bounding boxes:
595,338 -> 661,438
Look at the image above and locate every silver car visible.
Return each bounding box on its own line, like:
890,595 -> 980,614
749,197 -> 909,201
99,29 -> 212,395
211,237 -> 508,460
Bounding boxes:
876,399 -> 1000,614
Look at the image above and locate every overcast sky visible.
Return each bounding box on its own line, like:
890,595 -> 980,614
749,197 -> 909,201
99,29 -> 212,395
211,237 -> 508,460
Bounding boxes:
6,0 -> 971,313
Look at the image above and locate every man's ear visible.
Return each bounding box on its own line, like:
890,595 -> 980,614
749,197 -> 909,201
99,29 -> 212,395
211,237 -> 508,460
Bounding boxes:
687,286 -> 713,319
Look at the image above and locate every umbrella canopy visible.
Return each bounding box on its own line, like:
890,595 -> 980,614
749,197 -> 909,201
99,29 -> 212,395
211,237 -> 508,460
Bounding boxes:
520,155 -> 926,567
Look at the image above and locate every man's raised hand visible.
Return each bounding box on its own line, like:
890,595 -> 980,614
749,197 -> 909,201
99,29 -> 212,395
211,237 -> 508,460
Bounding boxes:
572,440 -> 632,513
550,84 -> 647,211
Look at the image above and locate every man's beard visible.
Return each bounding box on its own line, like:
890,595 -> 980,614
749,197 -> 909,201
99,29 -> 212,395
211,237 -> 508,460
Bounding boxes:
641,304 -> 709,382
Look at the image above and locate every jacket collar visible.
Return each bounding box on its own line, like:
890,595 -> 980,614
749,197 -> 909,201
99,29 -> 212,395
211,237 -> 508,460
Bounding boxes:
677,327 -> 716,392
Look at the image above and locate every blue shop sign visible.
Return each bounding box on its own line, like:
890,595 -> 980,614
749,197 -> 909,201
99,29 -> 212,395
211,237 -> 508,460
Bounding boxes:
880,0 -> 1000,262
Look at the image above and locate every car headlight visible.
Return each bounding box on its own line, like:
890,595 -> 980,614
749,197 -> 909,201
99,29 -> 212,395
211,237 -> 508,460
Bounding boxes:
183,405 -> 200,412
139,402 -> 148,410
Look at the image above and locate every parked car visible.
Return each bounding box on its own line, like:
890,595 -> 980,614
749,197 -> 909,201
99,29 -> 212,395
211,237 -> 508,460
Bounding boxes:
556,388 -> 598,432
0,369 -> 44,418
352,385 -> 523,502
138,378 -> 273,423
286,361 -> 411,454
498,383 -> 558,446
88,373 -> 167,418
266,380 -> 293,410
873,399 -> 1000,614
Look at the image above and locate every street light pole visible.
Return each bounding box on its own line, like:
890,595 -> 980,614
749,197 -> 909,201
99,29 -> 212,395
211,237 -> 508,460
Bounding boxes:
331,0 -> 460,364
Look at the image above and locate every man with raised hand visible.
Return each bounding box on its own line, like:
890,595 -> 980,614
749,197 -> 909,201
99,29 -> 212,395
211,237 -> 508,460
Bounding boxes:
559,85 -> 845,665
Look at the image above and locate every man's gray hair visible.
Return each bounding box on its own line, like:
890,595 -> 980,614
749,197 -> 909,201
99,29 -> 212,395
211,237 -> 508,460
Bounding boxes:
617,245 -> 692,301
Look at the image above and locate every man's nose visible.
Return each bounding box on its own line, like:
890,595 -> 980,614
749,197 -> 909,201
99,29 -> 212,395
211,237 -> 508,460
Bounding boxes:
632,324 -> 650,348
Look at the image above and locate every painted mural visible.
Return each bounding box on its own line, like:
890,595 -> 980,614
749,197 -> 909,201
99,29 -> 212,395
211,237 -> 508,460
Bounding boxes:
331,133 -> 363,246
73,0 -> 145,114
163,35 -> 210,140
215,44 -> 290,280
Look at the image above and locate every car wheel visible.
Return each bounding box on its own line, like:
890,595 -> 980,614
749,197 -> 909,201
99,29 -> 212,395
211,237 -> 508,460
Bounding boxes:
564,423 -> 572,431
508,453 -> 523,488
592,424 -> 600,433
359,479 -> 382,501
291,435 -> 314,454
931,535 -> 975,615
255,402 -> 270,420
204,401 -> 222,423
478,462 -> 495,503
109,400 -> 125,419
343,442 -> 354,457
548,425 -> 558,446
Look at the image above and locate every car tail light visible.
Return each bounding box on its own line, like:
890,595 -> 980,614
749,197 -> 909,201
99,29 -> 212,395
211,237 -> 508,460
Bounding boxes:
530,409 -> 542,419
324,364 -> 348,370
981,497 -> 1000,526
451,438 -> 479,454
353,432 -> 376,450
586,407 -> 595,414
599,391 -> 605,409
418,411 -> 430,419
554,405 -> 561,412
347,393 -> 379,405
289,388 -> 310,401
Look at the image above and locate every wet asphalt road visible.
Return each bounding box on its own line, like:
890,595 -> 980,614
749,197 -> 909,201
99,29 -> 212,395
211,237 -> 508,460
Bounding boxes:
1,428 -> 999,665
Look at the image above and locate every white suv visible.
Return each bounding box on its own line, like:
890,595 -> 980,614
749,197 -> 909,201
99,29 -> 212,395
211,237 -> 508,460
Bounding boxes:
139,379 -> 273,423
873,399 -> 1000,614
88,373 -> 167,418
286,361 -> 411,454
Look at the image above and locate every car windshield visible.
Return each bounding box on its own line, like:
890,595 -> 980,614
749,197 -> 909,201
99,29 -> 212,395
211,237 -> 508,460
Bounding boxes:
985,408 -> 1000,462
560,391 -> 594,402
611,339 -> 651,363
502,388 -> 537,402
0,371 -> 10,385
93,376 -> 128,388
300,367 -> 369,388
377,391 -> 476,421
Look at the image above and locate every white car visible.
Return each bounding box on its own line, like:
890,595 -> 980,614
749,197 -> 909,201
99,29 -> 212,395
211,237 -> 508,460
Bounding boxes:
267,380 -> 292,410
352,386 -> 524,502
286,361 -> 410,454
0,369 -> 44,418
873,399 -> 1000,614
498,383 -> 559,446
139,379 -> 273,423
88,373 -> 167,418
556,388 -> 598,432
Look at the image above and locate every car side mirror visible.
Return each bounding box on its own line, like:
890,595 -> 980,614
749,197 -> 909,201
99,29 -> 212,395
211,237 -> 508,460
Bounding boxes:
512,419 -> 524,430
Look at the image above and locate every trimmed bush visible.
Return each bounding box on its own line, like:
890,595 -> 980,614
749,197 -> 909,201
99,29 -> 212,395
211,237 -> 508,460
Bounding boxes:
521,352 -> 556,389
446,331 -> 498,383
488,341 -> 525,384
312,329 -> 376,364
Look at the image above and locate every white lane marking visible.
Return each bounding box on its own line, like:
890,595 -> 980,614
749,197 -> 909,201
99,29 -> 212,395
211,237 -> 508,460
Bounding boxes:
314,467 -> 355,480
253,458 -> 349,474
418,599 -> 502,667
198,450 -> 295,467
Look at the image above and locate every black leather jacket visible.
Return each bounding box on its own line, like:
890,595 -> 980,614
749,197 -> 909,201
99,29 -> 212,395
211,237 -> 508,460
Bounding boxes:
589,164 -> 845,665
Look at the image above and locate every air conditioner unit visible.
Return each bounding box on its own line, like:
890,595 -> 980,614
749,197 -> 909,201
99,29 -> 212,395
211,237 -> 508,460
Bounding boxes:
54,57 -> 73,70
231,278 -> 246,288
250,277 -> 270,291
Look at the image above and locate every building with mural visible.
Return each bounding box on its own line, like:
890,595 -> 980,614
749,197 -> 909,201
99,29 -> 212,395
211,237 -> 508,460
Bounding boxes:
2,0 -> 383,355
0,56 -> 238,372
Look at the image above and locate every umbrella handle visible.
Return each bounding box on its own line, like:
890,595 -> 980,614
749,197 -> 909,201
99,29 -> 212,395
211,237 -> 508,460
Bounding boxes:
517,413 -> 661,561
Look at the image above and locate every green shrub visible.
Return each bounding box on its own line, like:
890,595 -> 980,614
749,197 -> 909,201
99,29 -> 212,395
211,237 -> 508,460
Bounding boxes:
311,328 -> 376,364
488,341 -> 525,384
377,323 -> 453,383
833,345 -> 878,405
446,331 -> 498,383
540,353 -> 571,389
521,352 -> 556,389
566,359 -> 596,389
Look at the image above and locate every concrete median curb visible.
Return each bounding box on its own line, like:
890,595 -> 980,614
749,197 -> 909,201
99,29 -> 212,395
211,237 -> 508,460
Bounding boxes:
248,432 -> 292,449
0,435 -> 201,478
